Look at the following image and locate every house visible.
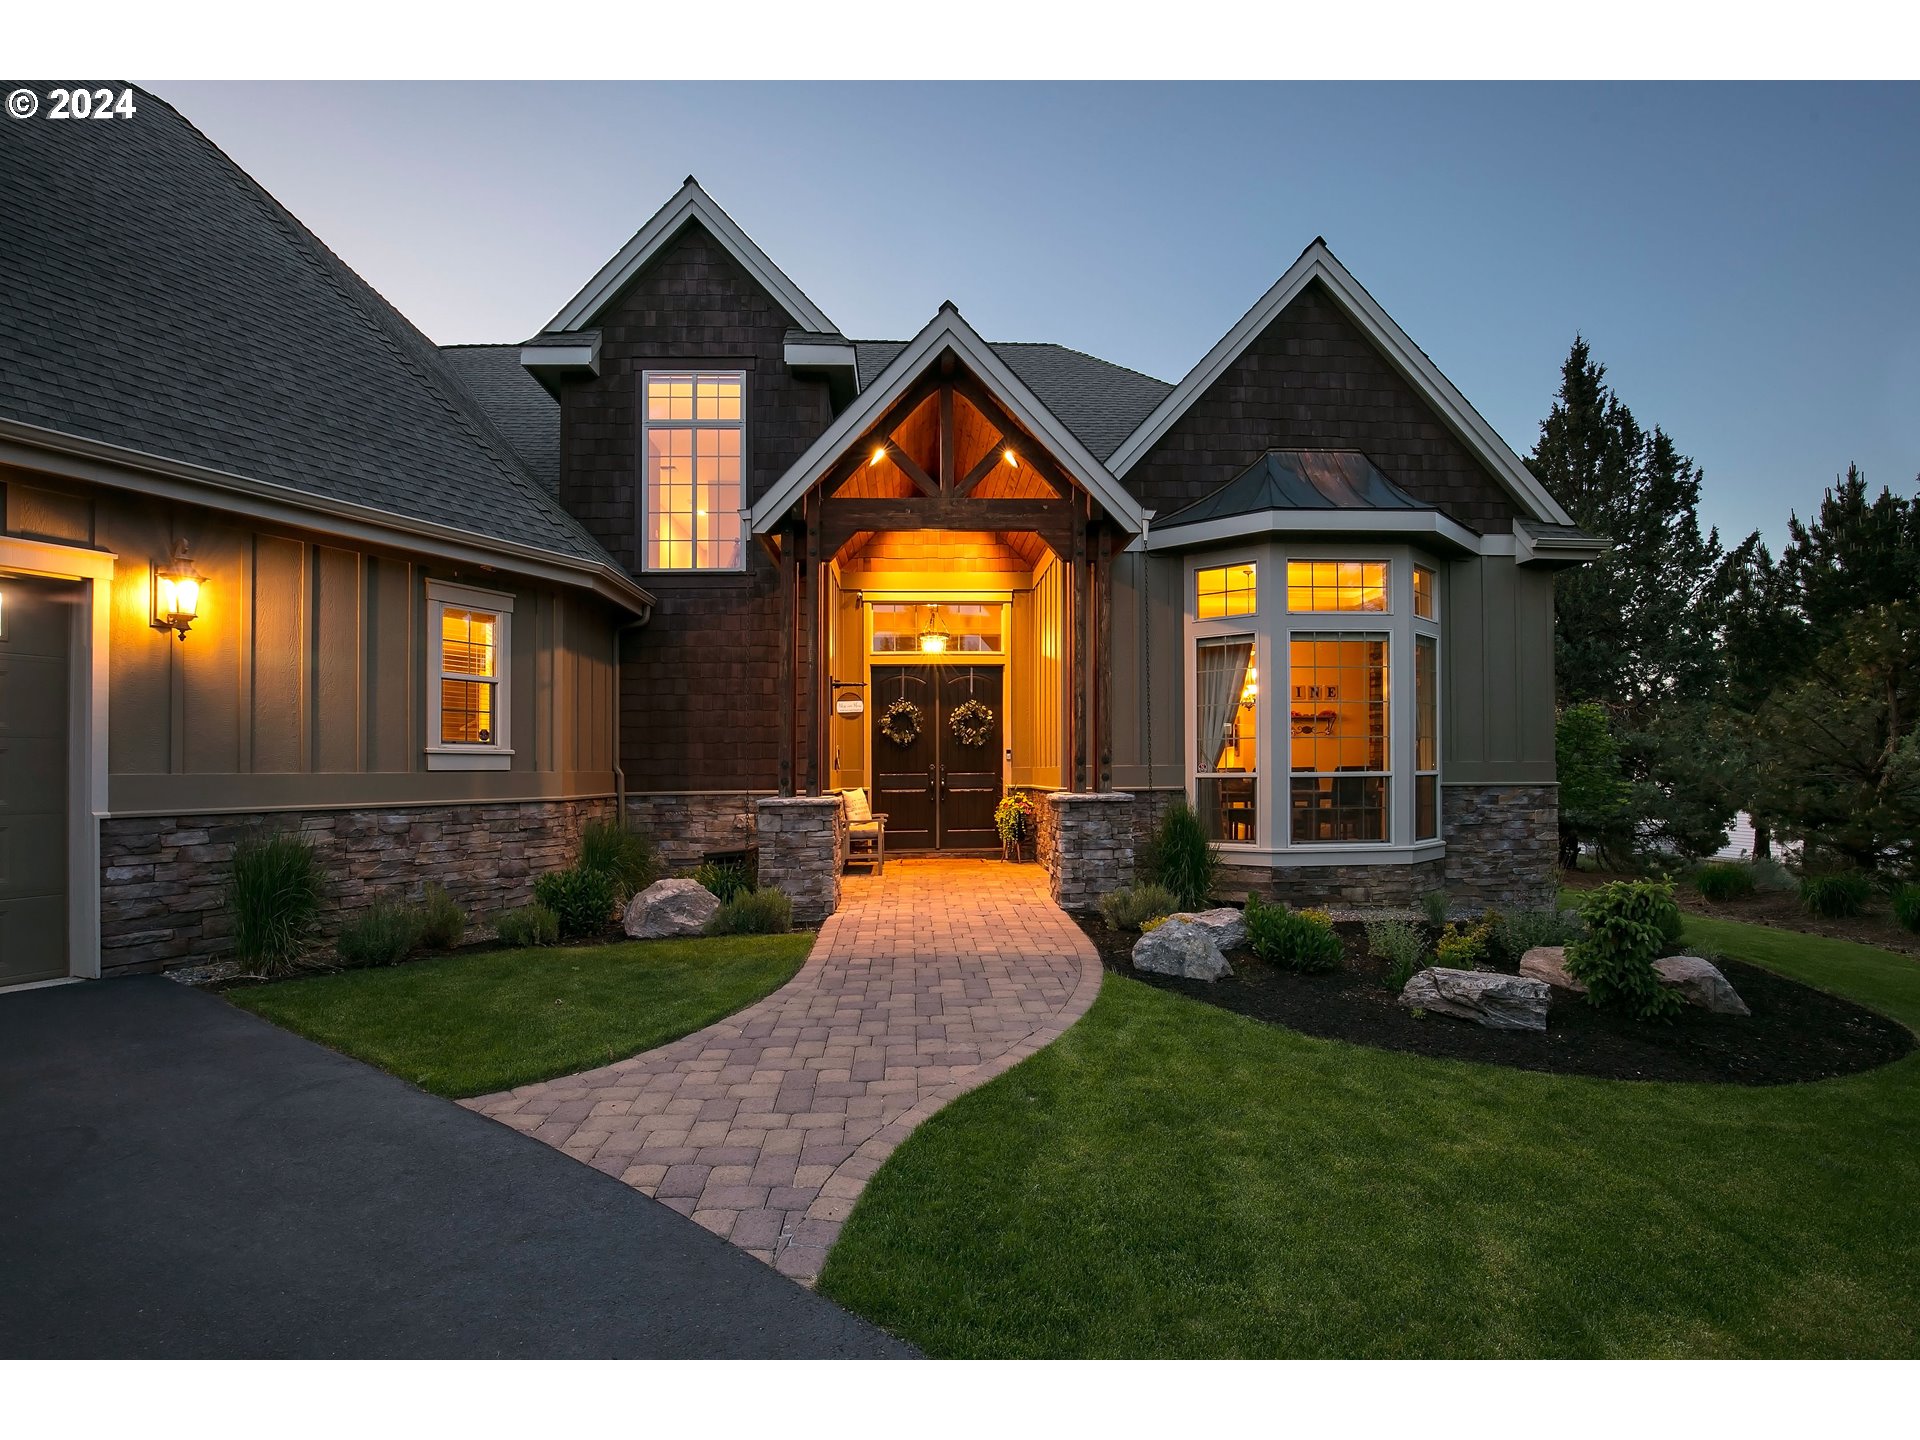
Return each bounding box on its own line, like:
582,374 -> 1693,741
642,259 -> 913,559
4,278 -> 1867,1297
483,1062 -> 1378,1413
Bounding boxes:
0,87 -> 1601,988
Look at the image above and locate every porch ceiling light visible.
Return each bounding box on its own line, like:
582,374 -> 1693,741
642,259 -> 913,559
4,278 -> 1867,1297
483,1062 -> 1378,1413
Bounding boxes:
151,538 -> 205,641
870,444 -> 888,467
918,605 -> 951,654
1003,447 -> 1018,468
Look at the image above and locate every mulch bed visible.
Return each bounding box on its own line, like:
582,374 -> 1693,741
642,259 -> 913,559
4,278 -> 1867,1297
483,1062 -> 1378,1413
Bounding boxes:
1075,915 -> 1914,1086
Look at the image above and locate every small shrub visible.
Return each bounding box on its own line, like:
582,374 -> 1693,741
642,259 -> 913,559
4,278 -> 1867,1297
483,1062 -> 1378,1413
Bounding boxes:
416,883 -> 467,948
1748,856 -> 1796,893
577,820 -> 658,900
1491,907 -> 1583,963
707,888 -> 794,936
226,832 -> 326,976
1098,882 -> 1180,933
1140,916 -> 1168,934
335,898 -> 423,968
1418,889 -> 1451,929
1435,920 -> 1493,971
1565,879 -> 1683,1019
533,865 -> 619,941
1245,895 -> 1343,973
1800,872 -> 1872,919
1892,884 -> 1920,933
1364,917 -> 1428,988
693,859 -> 754,904
494,903 -> 560,947
1142,801 -> 1219,911
1693,862 -> 1755,903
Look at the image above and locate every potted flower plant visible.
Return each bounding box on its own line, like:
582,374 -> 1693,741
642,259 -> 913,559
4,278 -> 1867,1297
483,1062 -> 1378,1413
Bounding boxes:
994,792 -> 1038,862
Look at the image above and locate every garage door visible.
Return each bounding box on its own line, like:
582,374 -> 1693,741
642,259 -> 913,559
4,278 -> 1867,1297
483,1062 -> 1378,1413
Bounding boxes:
0,577 -> 72,987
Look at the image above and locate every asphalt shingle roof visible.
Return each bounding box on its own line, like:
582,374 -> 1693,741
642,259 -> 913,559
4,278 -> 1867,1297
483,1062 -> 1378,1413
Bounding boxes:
0,83 -> 618,573
438,345 -> 561,494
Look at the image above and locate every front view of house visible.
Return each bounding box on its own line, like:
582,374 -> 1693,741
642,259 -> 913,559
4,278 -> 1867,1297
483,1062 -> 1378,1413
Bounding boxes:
0,89 -> 1600,987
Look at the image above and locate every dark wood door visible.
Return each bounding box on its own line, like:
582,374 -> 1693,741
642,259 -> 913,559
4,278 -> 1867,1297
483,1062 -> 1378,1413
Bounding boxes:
937,666 -> 1003,849
871,665 -> 937,850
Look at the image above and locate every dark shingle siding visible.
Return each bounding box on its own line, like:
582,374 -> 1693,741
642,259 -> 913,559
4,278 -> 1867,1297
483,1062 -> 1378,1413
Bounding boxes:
0,82 -> 616,570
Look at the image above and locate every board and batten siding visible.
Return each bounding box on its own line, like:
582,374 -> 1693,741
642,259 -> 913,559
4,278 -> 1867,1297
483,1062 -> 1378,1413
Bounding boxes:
1439,555 -> 1555,785
2,470 -> 622,816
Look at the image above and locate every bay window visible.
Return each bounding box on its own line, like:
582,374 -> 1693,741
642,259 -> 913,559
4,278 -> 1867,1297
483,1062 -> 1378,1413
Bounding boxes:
1288,632 -> 1389,843
643,370 -> 745,572
1195,634 -> 1259,843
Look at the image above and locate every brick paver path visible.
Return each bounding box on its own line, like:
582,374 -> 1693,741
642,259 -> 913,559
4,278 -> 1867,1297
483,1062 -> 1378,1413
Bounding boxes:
462,858 -> 1100,1283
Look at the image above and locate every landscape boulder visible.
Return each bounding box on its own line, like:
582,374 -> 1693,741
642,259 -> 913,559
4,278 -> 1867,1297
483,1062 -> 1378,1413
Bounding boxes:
1654,955 -> 1751,1016
1519,945 -> 1586,993
1400,967 -> 1551,1032
623,877 -> 720,939
1132,918 -> 1233,982
1168,906 -> 1248,954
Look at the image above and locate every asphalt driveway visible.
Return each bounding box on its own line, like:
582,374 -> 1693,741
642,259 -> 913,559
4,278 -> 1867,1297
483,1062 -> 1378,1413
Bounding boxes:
0,977 -> 910,1358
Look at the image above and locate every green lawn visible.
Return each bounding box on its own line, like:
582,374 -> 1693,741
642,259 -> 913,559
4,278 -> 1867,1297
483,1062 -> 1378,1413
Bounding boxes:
230,934 -> 810,1098
818,913 -> 1920,1358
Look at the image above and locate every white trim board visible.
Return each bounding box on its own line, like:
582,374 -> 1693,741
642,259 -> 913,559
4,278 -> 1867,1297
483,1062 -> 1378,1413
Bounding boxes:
751,304 -> 1146,535
548,178 -> 836,335
1105,241 -> 1575,529
1146,507 -> 1486,555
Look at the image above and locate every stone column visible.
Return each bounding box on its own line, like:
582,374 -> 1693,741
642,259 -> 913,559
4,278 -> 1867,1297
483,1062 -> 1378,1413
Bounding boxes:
755,796 -> 845,925
1042,791 -> 1137,912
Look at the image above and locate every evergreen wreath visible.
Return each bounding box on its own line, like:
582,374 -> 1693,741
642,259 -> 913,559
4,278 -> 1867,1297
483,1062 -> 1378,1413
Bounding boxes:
878,698 -> 924,747
948,698 -> 995,747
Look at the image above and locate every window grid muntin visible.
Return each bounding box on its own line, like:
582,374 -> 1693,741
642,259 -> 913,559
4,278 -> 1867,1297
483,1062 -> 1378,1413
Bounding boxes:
1287,629 -> 1390,845
1195,632 -> 1259,846
438,606 -> 498,746
1196,561 -> 1257,619
643,370 -> 746,572
1286,559 -> 1390,613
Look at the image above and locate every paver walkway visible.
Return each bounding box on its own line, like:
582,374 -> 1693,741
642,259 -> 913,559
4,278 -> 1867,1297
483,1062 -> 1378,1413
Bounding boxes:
464,858 -> 1100,1282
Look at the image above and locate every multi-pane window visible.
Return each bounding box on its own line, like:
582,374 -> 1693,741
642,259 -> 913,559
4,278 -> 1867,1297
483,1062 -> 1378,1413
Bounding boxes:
643,371 -> 745,571
1413,564 -> 1437,620
1196,562 -> 1257,618
1288,632 -> 1389,844
1195,635 -> 1259,844
1415,634 -> 1438,840
425,580 -> 512,769
1287,560 -> 1389,613
869,603 -> 1004,655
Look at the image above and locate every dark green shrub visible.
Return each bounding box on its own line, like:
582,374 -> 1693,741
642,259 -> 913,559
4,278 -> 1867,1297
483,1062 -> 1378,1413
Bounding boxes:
1565,879 -> 1684,1019
1097,882 -> 1179,933
577,819 -> 658,900
1142,801 -> 1219,911
707,888 -> 793,936
1893,884 -> 1920,933
494,903 -> 560,947
1693,862 -> 1756,903
533,865 -> 619,940
1418,889 -> 1451,929
1800,872 -> 1872,919
226,832 -> 326,975
1245,895 -> 1343,973
692,859 -> 754,904
1364,917 -> 1427,988
335,898 -> 422,967
416,882 -> 466,948
1491,907 -> 1583,963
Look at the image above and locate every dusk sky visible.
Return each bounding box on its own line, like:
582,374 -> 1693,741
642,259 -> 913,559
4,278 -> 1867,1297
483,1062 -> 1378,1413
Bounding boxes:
159,81 -> 1919,547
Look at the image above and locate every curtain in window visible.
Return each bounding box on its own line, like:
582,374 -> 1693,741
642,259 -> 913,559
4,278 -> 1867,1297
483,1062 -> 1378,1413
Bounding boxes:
1195,638 -> 1254,772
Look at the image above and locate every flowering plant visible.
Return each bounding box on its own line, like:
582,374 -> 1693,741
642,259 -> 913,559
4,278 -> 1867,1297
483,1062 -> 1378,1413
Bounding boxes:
994,792 -> 1037,846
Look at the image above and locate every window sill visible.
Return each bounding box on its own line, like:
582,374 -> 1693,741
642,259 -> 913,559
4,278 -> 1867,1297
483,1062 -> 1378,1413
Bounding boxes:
1220,841 -> 1447,867
426,748 -> 514,772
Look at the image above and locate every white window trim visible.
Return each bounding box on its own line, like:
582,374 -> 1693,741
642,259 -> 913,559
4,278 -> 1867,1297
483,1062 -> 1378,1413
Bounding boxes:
426,579 -> 514,771
1182,543 -> 1446,864
640,368 -> 749,575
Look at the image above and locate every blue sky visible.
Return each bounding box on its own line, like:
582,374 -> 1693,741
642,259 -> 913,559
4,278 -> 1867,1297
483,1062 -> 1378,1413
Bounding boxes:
159,81 -> 1919,546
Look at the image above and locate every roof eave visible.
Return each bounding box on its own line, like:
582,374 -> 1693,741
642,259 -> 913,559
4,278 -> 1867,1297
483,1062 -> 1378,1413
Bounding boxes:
1144,507 -> 1482,555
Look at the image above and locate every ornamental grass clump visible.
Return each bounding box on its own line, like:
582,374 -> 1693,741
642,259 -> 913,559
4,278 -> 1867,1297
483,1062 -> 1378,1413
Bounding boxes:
494,903 -> 560,947
1799,872 -> 1872,919
1364,917 -> 1428,988
226,832 -> 326,976
1693,862 -> 1756,903
1142,801 -> 1219,911
335,898 -> 423,968
1418,889 -> 1451,929
577,819 -> 658,901
707,888 -> 794,936
692,859 -> 755,903
532,865 -> 619,941
416,882 -> 466,949
1491,906 -> 1583,963
1245,896 -> 1343,973
1097,882 -> 1179,934
1565,879 -> 1684,1020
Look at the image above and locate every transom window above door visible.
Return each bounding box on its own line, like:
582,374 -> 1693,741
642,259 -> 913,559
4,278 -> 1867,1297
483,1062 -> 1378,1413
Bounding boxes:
643,371 -> 745,572
869,602 -> 1005,655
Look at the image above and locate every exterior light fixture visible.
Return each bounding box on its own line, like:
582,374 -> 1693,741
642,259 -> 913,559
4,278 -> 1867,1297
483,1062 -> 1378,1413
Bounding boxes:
870,445 -> 887,467
1003,447 -> 1018,468
917,605 -> 951,654
151,538 -> 205,640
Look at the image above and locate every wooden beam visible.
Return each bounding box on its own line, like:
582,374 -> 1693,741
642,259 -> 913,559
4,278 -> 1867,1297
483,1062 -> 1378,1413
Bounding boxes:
1071,516 -> 1088,792
946,371 -> 1072,499
1096,525 -> 1114,792
954,432 -> 1008,497
777,523 -> 796,796
938,384 -> 955,493
799,509 -> 818,795
888,446 -> 939,498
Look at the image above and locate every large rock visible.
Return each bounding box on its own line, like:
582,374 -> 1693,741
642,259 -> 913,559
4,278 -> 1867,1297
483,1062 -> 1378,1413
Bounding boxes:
1519,945 -> 1586,993
1654,955 -> 1751,1016
623,878 -> 720,939
1169,906 -> 1248,954
1132,918 -> 1233,982
1401,967 -> 1551,1032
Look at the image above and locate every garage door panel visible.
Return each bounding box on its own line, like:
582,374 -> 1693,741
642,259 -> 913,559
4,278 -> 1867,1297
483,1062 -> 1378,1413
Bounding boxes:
0,654 -> 69,737
0,895 -> 68,987
0,815 -> 68,895
0,577 -> 72,987
0,738 -> 68,814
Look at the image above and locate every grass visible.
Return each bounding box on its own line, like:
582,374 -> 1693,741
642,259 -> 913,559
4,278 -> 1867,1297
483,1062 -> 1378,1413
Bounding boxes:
230,934 -> 810,1098
818,913 -> 1920,1357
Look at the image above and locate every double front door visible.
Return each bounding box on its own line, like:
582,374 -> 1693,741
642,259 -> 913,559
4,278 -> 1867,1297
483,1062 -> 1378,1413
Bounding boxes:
869,664 -> 1003,851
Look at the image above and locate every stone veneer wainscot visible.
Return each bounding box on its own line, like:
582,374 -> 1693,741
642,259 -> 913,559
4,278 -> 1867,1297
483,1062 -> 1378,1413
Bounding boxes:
753,796 -> 846,926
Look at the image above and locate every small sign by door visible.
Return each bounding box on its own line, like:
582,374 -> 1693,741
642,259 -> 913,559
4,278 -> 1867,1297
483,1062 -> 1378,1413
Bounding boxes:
834,694 -> 865,718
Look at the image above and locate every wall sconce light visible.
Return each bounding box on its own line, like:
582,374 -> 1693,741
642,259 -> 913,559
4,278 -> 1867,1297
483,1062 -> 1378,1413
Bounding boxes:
917,605 -> 951,654
151,538 -> 205,640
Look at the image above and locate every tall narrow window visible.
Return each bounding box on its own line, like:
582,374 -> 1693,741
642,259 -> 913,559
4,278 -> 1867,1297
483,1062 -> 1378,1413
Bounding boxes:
1288,632 -> 1389,843
1413,564 -> 1437,620
1195,635 -> 1259,844
1415,634 -> 1438,840
643,371 -> 745,572
425,579 -> 513,770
